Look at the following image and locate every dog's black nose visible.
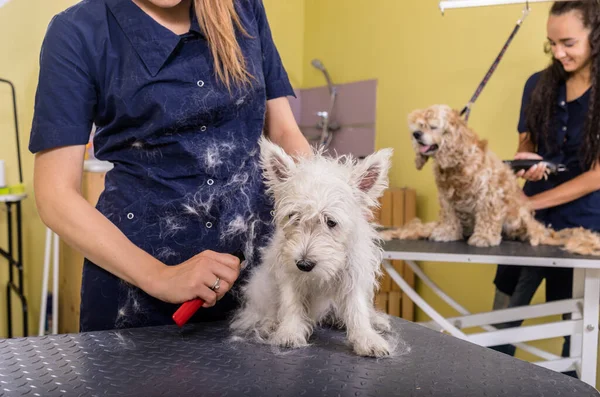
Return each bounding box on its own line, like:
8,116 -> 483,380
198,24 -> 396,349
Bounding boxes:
296,260 -> 316,272
412,131 -> 423,140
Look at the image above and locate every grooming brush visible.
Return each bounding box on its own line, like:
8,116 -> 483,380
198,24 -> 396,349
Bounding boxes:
172,250 -> 245,327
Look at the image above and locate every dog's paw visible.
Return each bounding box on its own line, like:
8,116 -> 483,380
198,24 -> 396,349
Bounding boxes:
430,226 -> 462,242
371,311 -> 392,333
352,332 -> 390,358
270,328 -> 309,349
467,233 -> 501,247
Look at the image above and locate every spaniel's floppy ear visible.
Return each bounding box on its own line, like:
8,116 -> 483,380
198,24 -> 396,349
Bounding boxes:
407,109 -> 429,170
435,104 -> 462,134
415,153 -> 429,170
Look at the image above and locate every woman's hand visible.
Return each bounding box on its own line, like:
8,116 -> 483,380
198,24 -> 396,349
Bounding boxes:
514,152 -> 548,181
148,250 -> 241,307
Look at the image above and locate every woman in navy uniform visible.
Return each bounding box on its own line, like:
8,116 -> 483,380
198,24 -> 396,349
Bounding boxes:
30,0 -> 311,332
492,1 -> 600,364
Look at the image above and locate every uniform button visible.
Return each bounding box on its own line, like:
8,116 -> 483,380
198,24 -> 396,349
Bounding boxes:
270,210 -> 275,216
197,80 -> 204,87
205,221 -> 213,229
560,101 -> 566,106
207,179 -> 214,186
563,126 -> 567,131
127,213 -> 134,220
200,126 -> 207,132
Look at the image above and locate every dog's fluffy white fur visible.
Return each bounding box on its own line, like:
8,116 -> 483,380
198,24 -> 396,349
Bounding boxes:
380,104 -> 600,256
230,137 -> 394,357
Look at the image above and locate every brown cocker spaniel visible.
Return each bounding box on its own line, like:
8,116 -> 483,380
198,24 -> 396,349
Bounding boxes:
380,104 -> 600,256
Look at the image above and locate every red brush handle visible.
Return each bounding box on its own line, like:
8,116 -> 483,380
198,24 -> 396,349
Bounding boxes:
173,298 -> 204,328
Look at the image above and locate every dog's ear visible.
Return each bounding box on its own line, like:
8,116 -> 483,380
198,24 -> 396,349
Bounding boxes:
351,148 -> 393,203
407,109 -> 429,170
415,153 -> 429,170
259,136 -> 296,184
439,105 -> 462,134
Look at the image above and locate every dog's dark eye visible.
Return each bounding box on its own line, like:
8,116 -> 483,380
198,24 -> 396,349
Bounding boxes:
326,218 -> 337,228
430,125 -> 438,130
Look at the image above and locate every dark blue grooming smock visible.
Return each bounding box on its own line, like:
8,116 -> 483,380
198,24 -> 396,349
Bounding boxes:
29,0 -> 294,331
494,71 -> 600,297
518,71 -> 600,232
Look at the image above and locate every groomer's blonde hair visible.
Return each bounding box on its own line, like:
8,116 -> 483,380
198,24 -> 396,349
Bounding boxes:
196,0 -> 253,92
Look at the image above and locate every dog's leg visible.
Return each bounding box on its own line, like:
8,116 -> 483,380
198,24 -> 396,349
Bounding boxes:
270,280 -> 312,348
468,201 -> 503,247
430,196 -> 463,242
370,309 -> 392,333
379,218 -> 437,240
310,297 -> 334,325
341,289 -> 390,357
230,265 -> 278,338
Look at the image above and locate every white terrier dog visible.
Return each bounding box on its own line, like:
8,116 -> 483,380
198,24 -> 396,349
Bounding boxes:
230,137 -> 394,357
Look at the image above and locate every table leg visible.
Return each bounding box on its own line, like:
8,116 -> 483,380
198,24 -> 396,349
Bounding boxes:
579,268 -> 599,387
16,202 -> 27,336
570,269 -> 584,372
382,260 -> 468,340
6,202 -> 13,338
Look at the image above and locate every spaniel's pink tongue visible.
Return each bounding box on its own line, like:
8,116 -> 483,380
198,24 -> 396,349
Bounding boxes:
419,145 -> 432,153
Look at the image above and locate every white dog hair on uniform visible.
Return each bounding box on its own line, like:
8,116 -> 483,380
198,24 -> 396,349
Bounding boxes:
230,137 -> 394,357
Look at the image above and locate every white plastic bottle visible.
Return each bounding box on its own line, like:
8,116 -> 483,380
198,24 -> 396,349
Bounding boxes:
0,160 -> 6,188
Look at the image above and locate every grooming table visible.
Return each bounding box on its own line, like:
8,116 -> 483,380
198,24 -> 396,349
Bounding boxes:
0,318 -> 597,396
382,239 -> 600,388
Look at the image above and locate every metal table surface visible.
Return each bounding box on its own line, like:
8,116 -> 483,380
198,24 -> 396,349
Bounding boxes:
1,317 -> 597,396
382,239 -> 600,268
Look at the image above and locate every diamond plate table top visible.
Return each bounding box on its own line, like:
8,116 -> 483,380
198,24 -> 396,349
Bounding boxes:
0,317 -> 597,396
382,238 -> 600,266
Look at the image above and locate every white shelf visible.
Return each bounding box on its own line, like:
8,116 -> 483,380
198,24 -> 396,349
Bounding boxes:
0,193 -> 26,203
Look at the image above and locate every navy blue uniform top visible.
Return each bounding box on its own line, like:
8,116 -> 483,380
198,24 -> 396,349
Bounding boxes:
518,71 -> 600,232
29,0 -> 294,331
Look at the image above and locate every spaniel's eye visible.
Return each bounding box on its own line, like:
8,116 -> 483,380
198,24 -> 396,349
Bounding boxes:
326,218 -> 337,228
430,125 -> 438,130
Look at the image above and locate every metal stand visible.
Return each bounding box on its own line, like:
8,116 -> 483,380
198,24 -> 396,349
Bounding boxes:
1,194 -> 28,337
39,227 -> 59,336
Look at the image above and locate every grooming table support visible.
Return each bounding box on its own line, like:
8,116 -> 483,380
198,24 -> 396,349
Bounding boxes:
383,259 -> 592,377
382,239 -> 600,387
459,2 -> 529,121
0,196 -> 28,337
398,259 -> 562,361
580,269 -> 599,382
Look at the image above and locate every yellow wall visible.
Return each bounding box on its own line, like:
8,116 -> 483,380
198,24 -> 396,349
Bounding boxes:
264,0 -> 305,88
302,0 -> 599,385
0,0 -> 82,338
